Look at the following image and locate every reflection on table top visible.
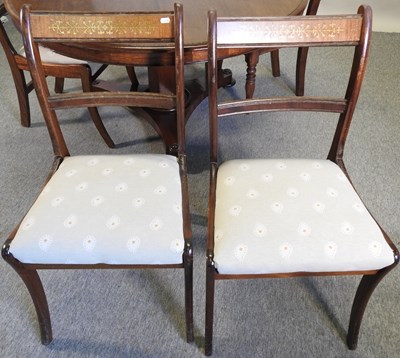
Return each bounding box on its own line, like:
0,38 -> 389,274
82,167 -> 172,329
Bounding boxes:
4,0 -> 308,47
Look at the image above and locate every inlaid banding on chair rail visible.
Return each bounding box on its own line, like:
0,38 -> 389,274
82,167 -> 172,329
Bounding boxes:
29,13 -> 175,40
217,15 -> 362,46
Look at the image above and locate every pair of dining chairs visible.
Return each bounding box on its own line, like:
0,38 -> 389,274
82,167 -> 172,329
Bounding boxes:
2,3 -> 398,355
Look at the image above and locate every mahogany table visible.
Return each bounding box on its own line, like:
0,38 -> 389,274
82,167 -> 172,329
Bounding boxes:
4,0 -> 308,152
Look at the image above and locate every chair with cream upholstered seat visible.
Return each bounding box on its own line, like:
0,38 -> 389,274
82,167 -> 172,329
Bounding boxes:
205,5 -> 398,355
2,3 -> 193,345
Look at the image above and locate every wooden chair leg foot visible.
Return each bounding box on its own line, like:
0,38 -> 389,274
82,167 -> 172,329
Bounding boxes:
18,90 -> 31,127
270,49 -> 280,77
13,70 -> 31,127
22,269 -> 53,344
87,107 -> 115,148
2,245 -> 52,344
4,261 -> 52,344
347,264 -> 397,350
205,261 -> 216,356
184,249 -> 194,343
54,77 -> 65,93
126,66 -> 140,91
244,51 -> 260,99
296,47 -> 309,96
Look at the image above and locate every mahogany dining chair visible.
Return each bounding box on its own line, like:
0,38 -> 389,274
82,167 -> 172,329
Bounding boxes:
205,5 -> 398,355
2,2 -> 193,345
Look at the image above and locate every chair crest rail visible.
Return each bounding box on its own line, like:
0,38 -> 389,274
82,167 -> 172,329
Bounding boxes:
216,15 -> 362,47
29,12 -> 175,41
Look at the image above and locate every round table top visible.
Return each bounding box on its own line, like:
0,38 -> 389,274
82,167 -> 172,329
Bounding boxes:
5,0 -> 308,46
5,0 -> 308,65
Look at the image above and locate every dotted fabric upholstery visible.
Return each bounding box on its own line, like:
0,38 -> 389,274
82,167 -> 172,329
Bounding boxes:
10,154 -> 185,265
214,159 -> 395,275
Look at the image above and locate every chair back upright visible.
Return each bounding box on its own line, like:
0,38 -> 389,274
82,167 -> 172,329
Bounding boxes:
20,4 -> 185,158
208,6 -> 371,169
1,3 -> 33,126
0,4 -> 22,66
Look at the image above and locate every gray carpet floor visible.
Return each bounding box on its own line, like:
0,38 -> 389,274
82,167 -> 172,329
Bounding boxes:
0,13 -> 399,358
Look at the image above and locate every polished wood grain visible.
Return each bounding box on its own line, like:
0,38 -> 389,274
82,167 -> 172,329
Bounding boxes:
216,16 -> 362,46
4,0 -> 308,64
5,0 -> 308,46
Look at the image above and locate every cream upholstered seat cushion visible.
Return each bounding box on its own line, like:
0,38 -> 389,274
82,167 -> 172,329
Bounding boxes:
20,45 -> 88,65
214,159 -> 395,275
10,154 -> 185,265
